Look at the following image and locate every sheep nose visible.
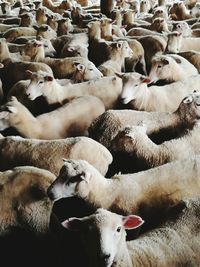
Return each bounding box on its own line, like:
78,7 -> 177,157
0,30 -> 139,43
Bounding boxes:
47,187 -> 55,200
100,254 -> 111,264
121,97 -> 127,103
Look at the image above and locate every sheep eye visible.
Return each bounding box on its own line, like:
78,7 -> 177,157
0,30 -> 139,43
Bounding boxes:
89,69 -> 93,71
157,65 -> 162,68
38,80 -> 44,84
116,226 -> 121,232
134,84 -> 138,87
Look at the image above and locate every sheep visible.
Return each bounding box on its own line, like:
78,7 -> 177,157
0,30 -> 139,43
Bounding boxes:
0,58 -> 53,94
62,200 -> 200,267
0,166 -> 56,235
111,121 -> 200,169
25,71 -> 122,109
169,1 -> 193,20
172,21 -> 200,37
114,37 -> 146,74
72,63 -> 103,82
0,135 -> 112,175
89,91 -> 200,147
3,24 -> 57,43
127,27 -> 162,37
178,50 -> 200,72
88,20 -> 111,67
137,35 -> 167,73
98,40 -> 133,76
47,156 -> 200,231
149,54 -> 198,83
52,32 -> 89,56
57,18 -> 74,36
0,95 -> 105,139
117,72 -> 200,112
166,31 -> 200,53
60,44 -> 88,58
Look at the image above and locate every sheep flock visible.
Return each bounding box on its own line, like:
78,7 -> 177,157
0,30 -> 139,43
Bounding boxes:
1,0 -> 200,266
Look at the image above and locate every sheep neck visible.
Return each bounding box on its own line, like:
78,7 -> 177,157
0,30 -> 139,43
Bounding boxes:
11,109 -> 42,138
124,132 -> 167,167
33,48 -> 45,62
85,173 -> 117,209
43,80 -> 67,104
112,235 -> 132,267
133,84 -> 150,111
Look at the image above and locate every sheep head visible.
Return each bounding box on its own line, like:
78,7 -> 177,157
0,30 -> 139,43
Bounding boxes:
25,70 -> 54,101
116,72 -> 150,104
62,208 -> 144,267
111,124 -> 148,152
178,90 -> 200,122
47,159 -> 94,201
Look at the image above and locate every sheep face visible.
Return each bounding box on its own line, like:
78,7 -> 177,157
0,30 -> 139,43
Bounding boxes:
22,39 -> 44,59
166,32 -> 182,53
172,21 -> 191,37
36,24 -> 57,40
151,18 -> 169,33
47,160 -> 92,201
149,55 -> 173,83
118,73 -> 150,104
73,62 -> 103,83
179,91 -> 200,119
62,209 -> 144,267
26,71 -> 53,100
1,167 -> 56,234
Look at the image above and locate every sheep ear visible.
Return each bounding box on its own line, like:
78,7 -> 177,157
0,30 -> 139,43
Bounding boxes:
122,215 -> 144,230
76,63 -> 85,71
116,42 -> 123,49
6,106 -> 17,114
0,63 -> 4,68
80,171 -> 91,183
161,59 -> 169,65
140,76 -> 151,84
44,75 -> 53,81
115,72 -> 124,78
62,218 -> 84,231
67,46 -> 75,52
26,70 -> 33,76
183,95 -> 193,104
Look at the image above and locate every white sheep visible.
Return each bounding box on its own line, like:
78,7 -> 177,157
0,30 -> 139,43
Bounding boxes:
0,166 -> 56,235
0,95 -> 105,139
25,71 -> 122,109
47,156 -> 200,229
89,91 -> 200,147
111,121 -> 200,168
98,40 -> 133,76
149,54 -> 198,83
117,72 -> 200,112
166,31 -> 200,53
0,135 -> 112,176
62,200 -> 200,267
